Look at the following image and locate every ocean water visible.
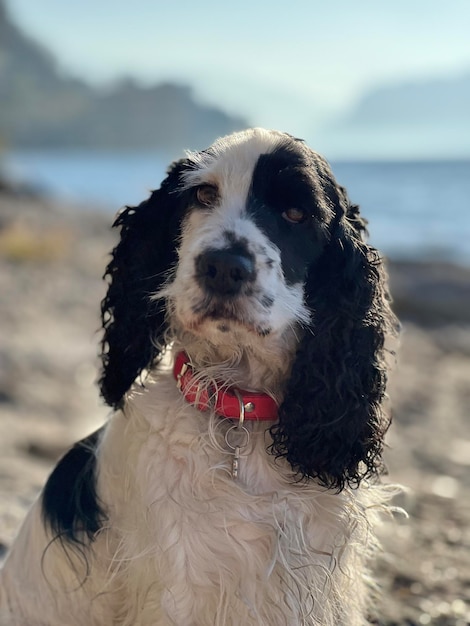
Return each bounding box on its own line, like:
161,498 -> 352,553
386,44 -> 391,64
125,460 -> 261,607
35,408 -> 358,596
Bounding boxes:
4,150 -> 470,266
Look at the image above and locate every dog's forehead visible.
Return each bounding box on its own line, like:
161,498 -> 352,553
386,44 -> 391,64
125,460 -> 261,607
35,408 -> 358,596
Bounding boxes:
181,129 -> 288,199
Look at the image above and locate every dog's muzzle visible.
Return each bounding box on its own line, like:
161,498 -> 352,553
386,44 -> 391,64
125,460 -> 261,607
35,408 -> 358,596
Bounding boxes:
195,249 -> 256,296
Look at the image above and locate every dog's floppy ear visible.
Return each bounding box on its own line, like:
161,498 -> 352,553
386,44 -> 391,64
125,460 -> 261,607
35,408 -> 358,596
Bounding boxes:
99,159 -> 189,408
271,182 -> 398,491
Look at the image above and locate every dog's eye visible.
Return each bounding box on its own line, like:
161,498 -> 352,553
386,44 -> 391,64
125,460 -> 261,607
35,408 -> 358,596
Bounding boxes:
196,185 -> 218,207
281,208 -> 307,224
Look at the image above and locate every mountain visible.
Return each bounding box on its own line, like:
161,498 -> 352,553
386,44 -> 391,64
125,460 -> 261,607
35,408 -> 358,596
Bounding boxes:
344,74 -> 470,127
0,0 -> 246,150
319,73 -> 470,159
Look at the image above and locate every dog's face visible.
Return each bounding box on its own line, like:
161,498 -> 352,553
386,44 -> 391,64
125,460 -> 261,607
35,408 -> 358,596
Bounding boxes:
160,129 -> 336,346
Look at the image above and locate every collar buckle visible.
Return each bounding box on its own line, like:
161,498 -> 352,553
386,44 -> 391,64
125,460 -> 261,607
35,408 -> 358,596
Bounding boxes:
175,361 -> 189,390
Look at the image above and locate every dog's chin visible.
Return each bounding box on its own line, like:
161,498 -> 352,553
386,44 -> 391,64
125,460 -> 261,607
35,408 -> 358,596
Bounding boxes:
179,313 -> 272,345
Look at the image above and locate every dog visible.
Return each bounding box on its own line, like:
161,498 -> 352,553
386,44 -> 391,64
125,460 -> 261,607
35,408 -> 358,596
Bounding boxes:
0,128 -> 399,625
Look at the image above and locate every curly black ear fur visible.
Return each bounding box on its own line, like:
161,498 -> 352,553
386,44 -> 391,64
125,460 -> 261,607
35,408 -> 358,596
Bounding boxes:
270,190 -> 398,491
99,159 -> 189,408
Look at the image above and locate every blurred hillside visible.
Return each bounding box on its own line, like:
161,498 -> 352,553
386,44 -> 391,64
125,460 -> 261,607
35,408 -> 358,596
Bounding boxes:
0,0 -> 245,150
321,73 -> 470,159
346,74 -> 470,127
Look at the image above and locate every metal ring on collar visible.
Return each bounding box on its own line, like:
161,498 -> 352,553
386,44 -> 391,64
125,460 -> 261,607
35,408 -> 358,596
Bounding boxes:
224,424 -> 250,451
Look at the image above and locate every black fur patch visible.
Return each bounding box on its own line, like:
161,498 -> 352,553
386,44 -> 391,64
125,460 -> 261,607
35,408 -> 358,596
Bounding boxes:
247,140 -> 330,285
100,159 -> 192,408
41,428 -> 105,544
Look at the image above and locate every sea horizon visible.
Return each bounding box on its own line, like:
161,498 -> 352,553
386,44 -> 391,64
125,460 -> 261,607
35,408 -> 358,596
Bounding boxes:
3,148 -> 470,267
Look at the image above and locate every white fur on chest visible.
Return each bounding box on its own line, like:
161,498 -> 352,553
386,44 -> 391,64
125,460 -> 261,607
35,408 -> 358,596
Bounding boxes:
96,371 -> 376,625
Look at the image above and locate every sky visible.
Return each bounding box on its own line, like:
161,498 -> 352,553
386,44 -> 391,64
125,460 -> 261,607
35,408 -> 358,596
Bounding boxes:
5,0 -> 470,143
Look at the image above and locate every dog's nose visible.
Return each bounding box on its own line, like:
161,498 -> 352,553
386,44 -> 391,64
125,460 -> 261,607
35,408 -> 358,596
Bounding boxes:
196,250 -> 255,295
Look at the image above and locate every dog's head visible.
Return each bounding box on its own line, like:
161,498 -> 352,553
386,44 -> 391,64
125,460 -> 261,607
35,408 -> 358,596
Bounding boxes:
100,128 -> 398,490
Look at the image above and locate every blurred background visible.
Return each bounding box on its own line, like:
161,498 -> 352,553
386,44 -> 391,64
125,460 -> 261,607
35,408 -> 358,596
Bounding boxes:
0,1 -> 469,624
1,0 -> 470,260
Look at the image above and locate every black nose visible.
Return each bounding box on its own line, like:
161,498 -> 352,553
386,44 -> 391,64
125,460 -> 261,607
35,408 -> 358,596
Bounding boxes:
196,249 -> 256,295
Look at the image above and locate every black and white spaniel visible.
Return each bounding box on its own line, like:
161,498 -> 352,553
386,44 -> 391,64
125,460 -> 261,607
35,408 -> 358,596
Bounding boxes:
0,128 -> 399,625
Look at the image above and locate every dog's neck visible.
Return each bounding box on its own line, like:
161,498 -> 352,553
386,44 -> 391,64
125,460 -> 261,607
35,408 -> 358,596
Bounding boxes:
170,325 -> 300,401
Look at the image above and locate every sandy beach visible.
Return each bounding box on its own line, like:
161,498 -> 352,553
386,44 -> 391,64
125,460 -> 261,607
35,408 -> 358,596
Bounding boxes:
1,188 -> 469,625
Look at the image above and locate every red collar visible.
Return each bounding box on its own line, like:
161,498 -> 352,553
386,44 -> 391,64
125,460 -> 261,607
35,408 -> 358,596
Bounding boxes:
173,351 -> 278,421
